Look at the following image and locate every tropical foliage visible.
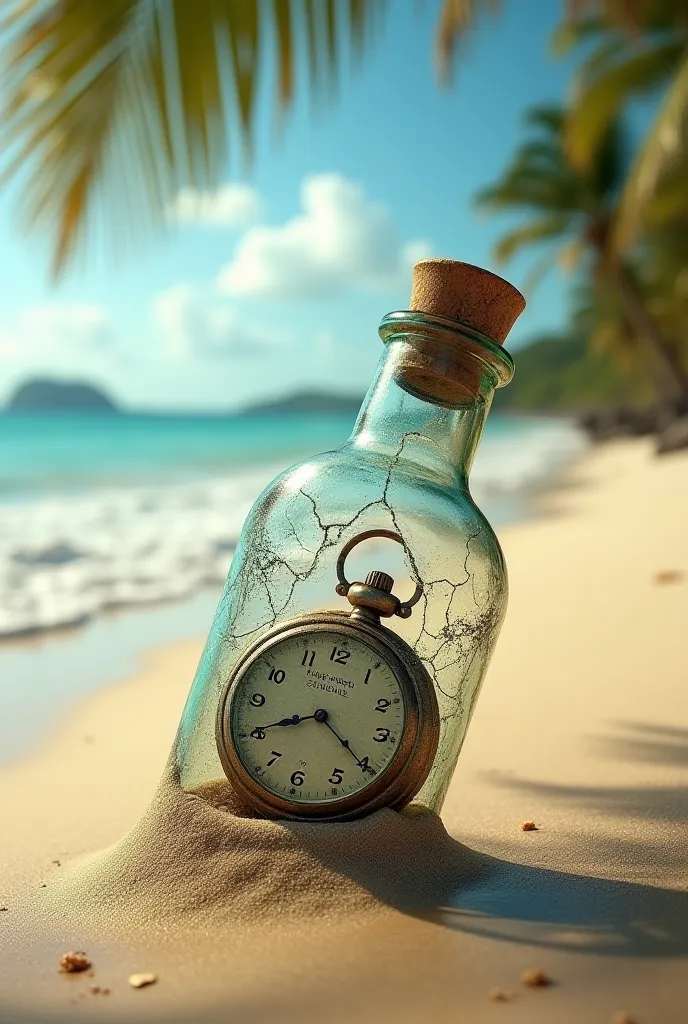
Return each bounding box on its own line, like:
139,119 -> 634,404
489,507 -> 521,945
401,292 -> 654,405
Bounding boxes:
0,0 -> 492,277
0,0 -> 686,413
0,0 -> 386,275
475,102 -> 688,400
560,0 -> 688,254
474,105 -> 624,276
493,330 -> 655,412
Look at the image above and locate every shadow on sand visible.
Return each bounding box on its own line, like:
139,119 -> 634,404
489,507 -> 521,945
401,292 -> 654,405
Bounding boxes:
424,720 -> 688,957
426,850 -> 688,958
286,719 -> 688,958
4,722 -> 685,1024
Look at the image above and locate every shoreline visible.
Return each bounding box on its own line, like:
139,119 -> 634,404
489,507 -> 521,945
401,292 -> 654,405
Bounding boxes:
0,412 -> 585,642
0,418 -> 587,768
0,589 -> 220,768
1,436 -> 684,834
1,437 -> 686,1023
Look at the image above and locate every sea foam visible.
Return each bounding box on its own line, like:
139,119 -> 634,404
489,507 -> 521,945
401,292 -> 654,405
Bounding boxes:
0,417 -> 586,639
0,468 -> 275,638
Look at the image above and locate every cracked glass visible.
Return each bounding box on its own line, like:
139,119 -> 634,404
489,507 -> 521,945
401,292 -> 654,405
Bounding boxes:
172,312 -> 515,813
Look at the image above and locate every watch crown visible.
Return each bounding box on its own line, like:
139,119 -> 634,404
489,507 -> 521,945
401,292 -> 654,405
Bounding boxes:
364,570 -> 394,594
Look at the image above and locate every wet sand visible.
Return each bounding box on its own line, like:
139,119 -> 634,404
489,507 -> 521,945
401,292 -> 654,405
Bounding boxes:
1,439 -> 686,1023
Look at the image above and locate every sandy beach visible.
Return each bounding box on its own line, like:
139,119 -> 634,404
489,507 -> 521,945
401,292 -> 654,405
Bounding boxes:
1,437 -> 686,1023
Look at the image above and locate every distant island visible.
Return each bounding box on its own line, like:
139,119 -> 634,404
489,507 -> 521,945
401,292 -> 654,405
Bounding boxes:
7,378 -> 118,413
3,379 -> 361,417
4,340 -> 654,418
241,390 -> 363,416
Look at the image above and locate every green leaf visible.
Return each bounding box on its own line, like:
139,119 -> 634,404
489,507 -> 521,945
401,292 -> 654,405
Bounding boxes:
559,236 -> 586,271
565,39 -> 683,169
0,0 -> 386,277
549,16 -> 606,58
435,0 -> 501,82
645,162 -> 688,226
493,215 -> 570,264
613,50 -> 688,251
475,105 -> 589,216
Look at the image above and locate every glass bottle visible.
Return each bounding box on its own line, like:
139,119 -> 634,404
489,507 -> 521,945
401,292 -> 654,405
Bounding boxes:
172,260 -> 524,813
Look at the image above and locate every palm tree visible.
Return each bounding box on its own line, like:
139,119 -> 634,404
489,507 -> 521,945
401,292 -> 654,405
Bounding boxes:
0,0 -> 503,278
560,0 -> 688,254
0,0 -> 389,276
2,0 -> 683,293
475,104 -> 688,399
643,195 -> 688,352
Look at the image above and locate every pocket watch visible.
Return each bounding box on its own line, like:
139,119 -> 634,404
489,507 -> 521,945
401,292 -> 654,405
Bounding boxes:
216,530 -> 440,821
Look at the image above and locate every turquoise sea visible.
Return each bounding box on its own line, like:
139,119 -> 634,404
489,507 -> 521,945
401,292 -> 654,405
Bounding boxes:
0,409 -> 586,640
0,411 -> 358,499
0,408 -> 586,762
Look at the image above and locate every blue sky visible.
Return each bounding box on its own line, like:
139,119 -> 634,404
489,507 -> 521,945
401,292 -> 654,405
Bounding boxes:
0,2 -> 580,412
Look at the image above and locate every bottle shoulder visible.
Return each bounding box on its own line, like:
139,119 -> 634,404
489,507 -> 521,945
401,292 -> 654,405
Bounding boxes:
244,444 -> 505,572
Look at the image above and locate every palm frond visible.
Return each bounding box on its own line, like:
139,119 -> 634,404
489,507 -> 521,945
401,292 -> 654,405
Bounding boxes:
524,104 -> 566,132
565,0 -> 685,34
590,114 -> 628,199
559,236 -> 587,271
565,39 -> 683,170
570,274 -> 639,366
550,16 -> 608,56
613,50 -> 688,251
569,29 -> 629,84
645,161 -> 688,226
492,215 -> 571,264
475,106 -> 587,215
0,0 -> 384,277
477,173 -> 582,213
521,248 -> 562,295
435,0 -> 501,81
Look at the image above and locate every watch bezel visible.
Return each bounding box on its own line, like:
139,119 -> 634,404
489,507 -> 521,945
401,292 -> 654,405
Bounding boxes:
215,610 -> 439,821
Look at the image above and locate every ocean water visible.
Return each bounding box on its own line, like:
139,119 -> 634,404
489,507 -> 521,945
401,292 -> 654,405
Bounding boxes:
0,410 -> 586,640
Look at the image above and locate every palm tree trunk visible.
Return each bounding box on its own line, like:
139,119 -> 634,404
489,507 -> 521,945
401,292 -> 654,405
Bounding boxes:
612,263 -> 688,403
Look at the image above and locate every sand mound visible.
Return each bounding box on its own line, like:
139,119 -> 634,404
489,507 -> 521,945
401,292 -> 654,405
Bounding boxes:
41,770 -> 486,937
0,772 -> 489,1023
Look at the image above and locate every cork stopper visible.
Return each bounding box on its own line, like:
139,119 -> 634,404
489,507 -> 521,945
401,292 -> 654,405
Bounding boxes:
409,259 -> 525,344
387,258 -> 524,406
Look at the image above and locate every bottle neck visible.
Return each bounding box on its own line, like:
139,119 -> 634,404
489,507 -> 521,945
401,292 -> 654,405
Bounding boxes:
348,315 -> 513,488
350,347 -> 491,487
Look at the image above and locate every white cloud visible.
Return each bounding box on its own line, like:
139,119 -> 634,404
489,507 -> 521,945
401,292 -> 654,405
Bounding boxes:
0,329 -> 20,360
0,303 -> 113,362
153,283 -> 278,360
217,173 -> 432,299
166,184 -> 261,227
21,303 -> 112,348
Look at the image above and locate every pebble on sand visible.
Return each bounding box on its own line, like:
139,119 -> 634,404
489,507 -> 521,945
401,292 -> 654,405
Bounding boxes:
521,968 -> 552,987
59,952 -> 91,973
520,820 -> 539,831
653,570 -> 683,584
128,972 -> 157,989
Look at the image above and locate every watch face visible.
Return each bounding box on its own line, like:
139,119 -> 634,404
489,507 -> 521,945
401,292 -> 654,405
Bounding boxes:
220,624 -> 420,815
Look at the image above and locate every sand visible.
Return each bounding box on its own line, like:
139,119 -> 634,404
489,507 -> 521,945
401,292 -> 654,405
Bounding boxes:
0,438 -> 686,1023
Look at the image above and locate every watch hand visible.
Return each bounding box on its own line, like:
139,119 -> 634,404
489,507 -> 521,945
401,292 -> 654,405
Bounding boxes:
257,714 -> 316,730
320,716 -> 373,773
